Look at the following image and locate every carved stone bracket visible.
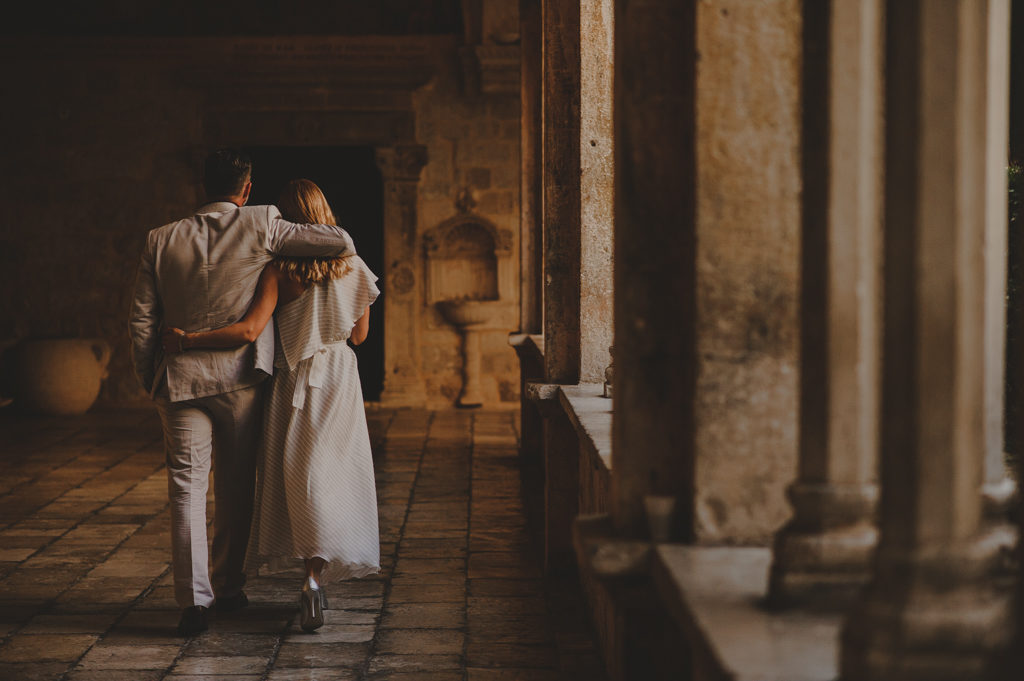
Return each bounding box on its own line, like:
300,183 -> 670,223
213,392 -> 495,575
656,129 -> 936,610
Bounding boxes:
375,145 -> 428,182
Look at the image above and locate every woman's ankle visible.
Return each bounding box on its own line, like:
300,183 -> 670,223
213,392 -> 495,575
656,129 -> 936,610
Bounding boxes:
304,557 -> 326,584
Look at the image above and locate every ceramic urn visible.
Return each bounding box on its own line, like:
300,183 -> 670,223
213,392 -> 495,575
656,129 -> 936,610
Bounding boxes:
14,338 -> 112,415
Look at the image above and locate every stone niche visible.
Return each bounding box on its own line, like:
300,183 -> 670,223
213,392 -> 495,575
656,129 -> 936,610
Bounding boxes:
425,214 -> 516,407
425,214 -> 514,303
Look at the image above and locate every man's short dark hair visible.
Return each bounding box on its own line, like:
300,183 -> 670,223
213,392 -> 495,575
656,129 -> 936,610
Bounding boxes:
203,148 -> 252,198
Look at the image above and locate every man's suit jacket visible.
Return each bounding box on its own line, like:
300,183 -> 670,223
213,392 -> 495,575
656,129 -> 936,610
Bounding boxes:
129,201 -> 356,402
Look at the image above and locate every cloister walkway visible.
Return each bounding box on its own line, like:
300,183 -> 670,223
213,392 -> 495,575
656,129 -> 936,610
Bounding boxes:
0,407 -> 605,681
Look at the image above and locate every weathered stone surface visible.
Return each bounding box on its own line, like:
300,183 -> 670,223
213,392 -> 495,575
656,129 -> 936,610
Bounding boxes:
20,613 -> 120,635
464,641 -> 559,668
66,671 -> 164,681
376,629 -> 464,655
655,546 -> 840,681
381,602 -> 465,629
185,632 -> 280,657
693,0 -> 801,544
368,674 -> 461,681
286,625 -> 376,644
768,0 -> 882,607
0,409 -> 604,680
518,0 -> 543,336
74,644 -> 179,670
612,0 -> 699,540
274,642 -> 369,668
170,655 -> 269,675
0,634 -> 98,663
541,0 -> 582,386
578,0 -> 615,384
266,669 -> 358,681
387,582 -> 465,603
466,670 -> 563,681
368,654 -> 463,673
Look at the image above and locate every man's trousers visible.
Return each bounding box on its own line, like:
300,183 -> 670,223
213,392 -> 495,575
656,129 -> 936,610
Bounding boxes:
156,382 -> 264,608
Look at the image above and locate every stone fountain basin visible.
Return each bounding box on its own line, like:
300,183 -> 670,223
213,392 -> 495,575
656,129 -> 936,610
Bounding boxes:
436,299 -> 509,329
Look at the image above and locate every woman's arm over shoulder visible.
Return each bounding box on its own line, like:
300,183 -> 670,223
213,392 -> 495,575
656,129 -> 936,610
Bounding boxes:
265,205 -> 356,258
162,264 -> 281,353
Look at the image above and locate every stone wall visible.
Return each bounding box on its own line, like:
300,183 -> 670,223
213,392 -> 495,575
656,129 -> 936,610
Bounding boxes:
415,72 -> 522,409
0,36 -> 521,410
0,54 -> 203,406
694,0 -> 802,544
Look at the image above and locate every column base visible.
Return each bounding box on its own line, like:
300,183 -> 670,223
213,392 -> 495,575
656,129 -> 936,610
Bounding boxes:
767,482 -> 878,609
767,522 -> 876,610
840,530 -> 1013,681
981,478 -> 1018,580
982,476 -> 1017,520
379,373 -> 426,408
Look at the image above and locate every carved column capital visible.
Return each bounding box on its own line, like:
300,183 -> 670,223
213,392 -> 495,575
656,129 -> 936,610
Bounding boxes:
375,145 -> 428,182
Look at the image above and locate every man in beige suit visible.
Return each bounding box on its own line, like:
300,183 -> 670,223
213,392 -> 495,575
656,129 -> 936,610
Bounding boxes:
129,149 -> 356,635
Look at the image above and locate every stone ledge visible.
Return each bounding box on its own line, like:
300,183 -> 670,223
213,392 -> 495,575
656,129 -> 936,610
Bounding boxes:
508,333 -> 544,363
651,545 -> 840,681
575,514 -> 650,580
558,384 -> 612,472
524,380 -> 612,473
524,380 -> 561,416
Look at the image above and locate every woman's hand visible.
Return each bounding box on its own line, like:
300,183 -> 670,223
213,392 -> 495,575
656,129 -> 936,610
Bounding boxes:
161,327 -> 189,354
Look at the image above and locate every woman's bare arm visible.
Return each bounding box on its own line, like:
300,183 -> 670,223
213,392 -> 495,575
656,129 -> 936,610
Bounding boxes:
350,306 -> 370,346
162,265 -> 280,353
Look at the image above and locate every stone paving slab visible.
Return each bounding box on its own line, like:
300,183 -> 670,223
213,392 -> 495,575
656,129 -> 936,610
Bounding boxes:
0,407 -> 606,680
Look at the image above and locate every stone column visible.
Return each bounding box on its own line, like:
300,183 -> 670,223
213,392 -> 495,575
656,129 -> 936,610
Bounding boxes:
513,0 -> 546,478
541,0 -> 613,381
840,2 -> 1013,679
691,0 -> 802,545
580,0 -> 615,382
540,0 -> 582,571
538,0 -> 615,570
611,0 -> 697,540
542,0 -> 582,385
375,145 -> 428,407
981,0 -> 1016,533
767,0 -> 881,608
519,0 -> 543,335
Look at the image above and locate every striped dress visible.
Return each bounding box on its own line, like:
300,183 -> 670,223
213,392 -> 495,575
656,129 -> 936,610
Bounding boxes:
246,256 -> 381,582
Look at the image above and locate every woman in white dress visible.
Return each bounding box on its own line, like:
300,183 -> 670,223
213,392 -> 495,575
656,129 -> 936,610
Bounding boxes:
161,179 -> 380,631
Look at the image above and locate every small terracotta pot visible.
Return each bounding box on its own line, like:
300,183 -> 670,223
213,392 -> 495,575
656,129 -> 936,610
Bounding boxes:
14,339 -> 112,415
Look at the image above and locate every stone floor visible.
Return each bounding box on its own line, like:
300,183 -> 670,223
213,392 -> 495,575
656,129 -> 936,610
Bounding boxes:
0,407 -> 606,681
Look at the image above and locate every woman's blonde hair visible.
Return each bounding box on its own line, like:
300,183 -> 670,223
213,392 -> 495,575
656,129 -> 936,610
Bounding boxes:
275,178 -> 352,284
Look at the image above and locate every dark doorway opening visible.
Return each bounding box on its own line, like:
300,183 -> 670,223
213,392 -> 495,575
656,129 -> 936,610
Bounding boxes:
244,146 -> 385,401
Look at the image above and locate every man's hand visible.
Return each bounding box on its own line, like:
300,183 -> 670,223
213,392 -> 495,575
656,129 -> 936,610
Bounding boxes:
161,327 -> 188,354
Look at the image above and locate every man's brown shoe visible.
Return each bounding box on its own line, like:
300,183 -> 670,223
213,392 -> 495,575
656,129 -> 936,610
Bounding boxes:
177,606 -> 208,636
214,591 -> 249,613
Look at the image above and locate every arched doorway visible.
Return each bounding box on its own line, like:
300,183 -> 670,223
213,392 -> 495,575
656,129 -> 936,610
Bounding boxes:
244,146 -> 386,401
